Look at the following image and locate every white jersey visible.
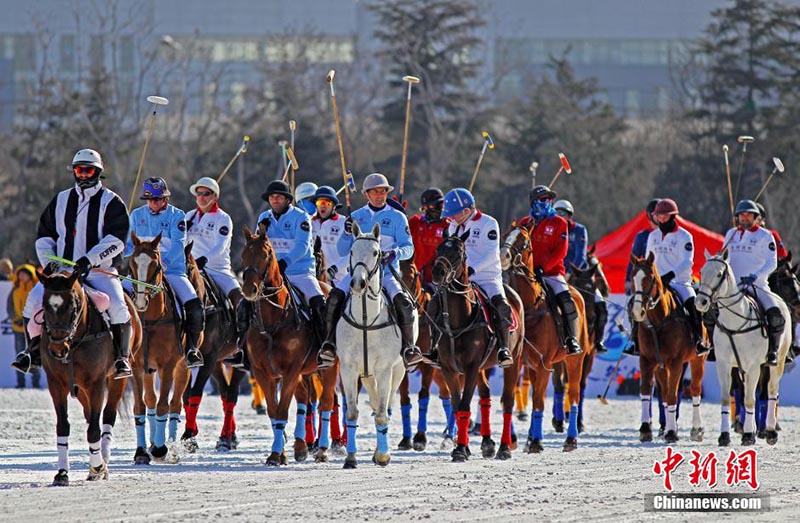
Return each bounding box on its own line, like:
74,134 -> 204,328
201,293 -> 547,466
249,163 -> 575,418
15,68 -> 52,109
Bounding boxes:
312,213 -> 349,284
185,207 -> 234,273
723,226 -> 777,288
646,225 -> 694,284
448,210 -> 504,296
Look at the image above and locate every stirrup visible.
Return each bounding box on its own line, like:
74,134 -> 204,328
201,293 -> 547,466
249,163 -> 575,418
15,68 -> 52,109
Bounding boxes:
226,349 -> 246,369
402,346 -> 424,370
317,345 -> 336,370
113,359 -> 133,380
595,341 -> 608,354
496,347 -> 513,368
421,349 -> 441,369
185,348 -> 204,368
565,338 -> 582,355
11,352 -> 36,374
765,350 -> 778,367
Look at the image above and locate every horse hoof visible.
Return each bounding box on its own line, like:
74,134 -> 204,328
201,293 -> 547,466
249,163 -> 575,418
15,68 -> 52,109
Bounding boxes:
766,430 -> 778,445
718,432 -> 731,446
265,452 -> 283,467
331,440 -> 346,457
495,443 -> 512,460
397,436 -> 413,451
741,432 -> 756,446
151,445 -> 168,461
552,417 -> 564,433
86,462 -> 108,481
215,437 -> 232,453
133,447 -> 151,465
52,469 -> 69,487
690,427 -> 704,442
343,453 -> 358,469
563,437 -> 578,452
516,412 -> 529,422
775,421 -> 781,431
451,445 -> 469,462
526,438 -> 543,454
577,421 -> 585,434
481,436 -> 496,459
229,433 -> 239,450
280,451 -> 288,466
756,430 -> 767,440
372,451 -> 391,467
412,432 -> 427,452
639,423 -> 653,443
440,437 -> 455,451
733,420 -> 744,434
658,427 -> 665,437
510,432 -> 518,451
294,439 -> 309,462
255,405 -> 267,416
314,449 -> 329,463
181,436 -> 198,454
664,430 -> 679,444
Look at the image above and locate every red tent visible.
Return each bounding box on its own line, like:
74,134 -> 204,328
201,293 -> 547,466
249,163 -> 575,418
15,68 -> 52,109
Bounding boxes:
593,211 -> 725,294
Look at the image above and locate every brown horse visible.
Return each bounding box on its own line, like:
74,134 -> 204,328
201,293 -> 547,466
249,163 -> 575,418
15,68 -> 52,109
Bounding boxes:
240,224 -> 339,465
629,252 -> 706,443
397,257 -> 454,451
128,232 -> 195,464
37,269 -> 141,486
429,231 -> 524,461
500,223 -> 590,452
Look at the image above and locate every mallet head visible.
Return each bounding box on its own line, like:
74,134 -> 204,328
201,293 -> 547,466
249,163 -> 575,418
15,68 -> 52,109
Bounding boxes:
772,157 -> 785,174
146,95 -> 169,106
723,144 -> 729,153
289,120 -> 296,132
559,152 -> 572,174
737,135 -> 755,144
402,75 -> 421,84
278,140 -> 288,147
285,147 -> 299,170
326,70 -> 335,83
241,135 -> 250,154
481,131 -> 495,150
530,161 -> 539,173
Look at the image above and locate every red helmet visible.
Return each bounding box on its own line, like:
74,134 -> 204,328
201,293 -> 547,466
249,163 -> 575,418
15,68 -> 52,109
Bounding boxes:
653,198 -> 679,216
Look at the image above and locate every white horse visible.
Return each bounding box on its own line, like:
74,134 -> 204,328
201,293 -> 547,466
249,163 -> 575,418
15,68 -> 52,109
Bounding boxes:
695,249 -> 792,446
338,222 -> 415,468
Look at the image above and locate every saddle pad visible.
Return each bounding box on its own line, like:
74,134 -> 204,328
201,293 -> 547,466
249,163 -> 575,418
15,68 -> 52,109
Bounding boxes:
474,286 -> 519,333
83,286 -> 110,313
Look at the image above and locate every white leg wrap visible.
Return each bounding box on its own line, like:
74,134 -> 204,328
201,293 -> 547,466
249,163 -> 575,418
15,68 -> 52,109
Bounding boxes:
692,396 -> 702,428
57,436 -> 69,471
89,439 -> 103,468
101,424 -> 113,462
744,408 -> 756,434
721,405 -> 730,433
767,398 -> 778,430
640,395 -> 651,423
666,404 -> 677,432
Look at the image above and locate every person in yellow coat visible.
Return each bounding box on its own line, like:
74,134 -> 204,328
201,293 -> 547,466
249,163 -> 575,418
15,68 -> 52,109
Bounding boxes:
9,264 -> 40,388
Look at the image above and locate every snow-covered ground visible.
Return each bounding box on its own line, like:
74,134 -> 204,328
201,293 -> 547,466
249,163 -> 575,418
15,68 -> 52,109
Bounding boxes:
0,388 -> 798,522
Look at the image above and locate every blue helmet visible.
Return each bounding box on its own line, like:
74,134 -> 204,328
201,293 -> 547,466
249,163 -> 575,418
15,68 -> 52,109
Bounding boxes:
140,177 -> 171,200
735,199 -> 760,216
442,188 -> 475,218
312,185 -> 340,207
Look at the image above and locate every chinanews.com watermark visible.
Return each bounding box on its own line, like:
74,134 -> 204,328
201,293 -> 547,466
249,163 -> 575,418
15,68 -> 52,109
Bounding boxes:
645,447 -> 770,513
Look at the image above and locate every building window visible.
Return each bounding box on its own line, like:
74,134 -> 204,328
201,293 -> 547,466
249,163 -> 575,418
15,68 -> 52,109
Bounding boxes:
60,35 -> 76,72
90,35 -> 105,67
14,34 -> 36,72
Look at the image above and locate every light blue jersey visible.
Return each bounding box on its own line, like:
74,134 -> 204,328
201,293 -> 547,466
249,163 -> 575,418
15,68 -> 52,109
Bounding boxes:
126,204 -> 188,276
337,204 -> 414,274
256,204 -> 315,276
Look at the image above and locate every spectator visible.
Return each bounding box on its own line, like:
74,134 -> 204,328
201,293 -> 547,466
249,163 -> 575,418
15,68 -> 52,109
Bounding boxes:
9,264 -> 40,388
0,258 -> 13,281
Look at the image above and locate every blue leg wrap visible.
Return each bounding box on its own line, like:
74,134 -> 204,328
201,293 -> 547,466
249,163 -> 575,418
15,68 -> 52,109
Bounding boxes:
147,407 -> 156,445
579,387 -> 586,424
757,399 -> 767,431
442,398 -> 454,437
271,420 -> 287,454
319,410 -> 331,449
401,404 -> 413,438
154,414 -> 168,447
346,421 -> 358,455
567,406 -> 579,439
376,424 -> 389,454
553,392 -> 565,421
168,414 -> 180,442
135,414 -> 147,448
295,405 -> 307,441
532,410 -> 544,440
417,396 -> 430,433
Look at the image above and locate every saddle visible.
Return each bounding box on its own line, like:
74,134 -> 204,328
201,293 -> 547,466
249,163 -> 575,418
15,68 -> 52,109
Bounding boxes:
200,269 -> 235,337
540,280 -> 568,345
472,284 -> 519,334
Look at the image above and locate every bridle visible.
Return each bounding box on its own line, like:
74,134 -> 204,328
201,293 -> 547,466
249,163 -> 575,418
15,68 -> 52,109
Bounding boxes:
131,250 -> 163,308
433,241 -> 470,294
241,237 -> 286,305
501,227 -> 530,262
771,265 -> 800,311
44,286 -> 86,360
631,264 -> 662,312
349,236 -> 383,300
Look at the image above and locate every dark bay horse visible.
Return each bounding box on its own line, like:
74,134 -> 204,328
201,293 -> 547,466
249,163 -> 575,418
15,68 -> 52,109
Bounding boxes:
240,224 -> 339,465
429,231 -> 524,462
500,223 -> 590,452
38,269 -> 141,486
630,252 -> 706,444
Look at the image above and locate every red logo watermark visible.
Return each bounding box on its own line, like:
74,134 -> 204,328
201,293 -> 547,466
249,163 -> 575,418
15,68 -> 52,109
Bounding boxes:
653,448 -> 759,492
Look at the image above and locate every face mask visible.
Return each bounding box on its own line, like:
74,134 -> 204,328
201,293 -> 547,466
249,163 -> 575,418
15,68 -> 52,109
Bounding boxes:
530,200 -> 556,222
658,215 -> 676,234
74,173 -> 100,189
425,206 -> 443,222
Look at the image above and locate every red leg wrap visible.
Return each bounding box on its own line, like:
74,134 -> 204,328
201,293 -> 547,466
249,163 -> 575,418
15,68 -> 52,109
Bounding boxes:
456,411 -> 471,446
479,398 -> 492,437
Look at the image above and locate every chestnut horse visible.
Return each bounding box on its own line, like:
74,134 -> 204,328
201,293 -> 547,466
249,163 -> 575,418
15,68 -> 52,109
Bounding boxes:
37,269 -> 141,486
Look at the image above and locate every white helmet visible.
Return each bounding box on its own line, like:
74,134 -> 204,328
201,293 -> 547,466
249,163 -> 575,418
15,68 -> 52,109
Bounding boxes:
190,176 -> 220,196
553,199 -> 574,215
71,149 -> 104,172
362,173 -> 394,193
294,182 -> 318,202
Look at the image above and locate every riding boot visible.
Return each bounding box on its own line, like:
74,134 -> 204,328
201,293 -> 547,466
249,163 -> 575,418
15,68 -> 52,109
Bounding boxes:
555,291 -> 582,355
765,307 -> 785,367
11,318 -> 41,374
594,300 -> 608,353
421,295 -> 442,367
227,298 -> 251,368
489,295 -> 514,368
393,293 -> 423,369
183,298 -> 205,368
684,298 -> 709,355
623,320 -> 640,356
318,288 -> 347,369
309,295 -> 327,345
110,322 -> 133,379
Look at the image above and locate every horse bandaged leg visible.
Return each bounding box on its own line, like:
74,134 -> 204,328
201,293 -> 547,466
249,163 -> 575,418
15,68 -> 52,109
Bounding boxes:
531,411 -> 544,440
578,387 -> 586,425
721,405 -> 731,433
89,439 -> 103,468
501,412 -> 513,446
441,398 -> 454,438
294,404 -> 307,442
346,421 -> 358,455
169,414 -> 180,442
567,405 -> 579,439
401,404 -> 413,438
319,411 -> 331,449
479,398 -> 492,437
665,404 -> 677,433
640,395 -> 651,423
271,419 -> 287,454
767,397 -> 778,430
57,436 -> 69,472
154,414 -> 168,447
135,415 -> 147,448
147,407 -> 156,445
744,408 -> 756,435
184,396 -> 201,434
306,402 -> 317,444
376,424 -> 389,455
553,392 -> 565,422
692,396 -> 702,430
455,411 -> 471,447
101,424 -> 113,462
331,405 -> 342,441
417,396 -> 429,433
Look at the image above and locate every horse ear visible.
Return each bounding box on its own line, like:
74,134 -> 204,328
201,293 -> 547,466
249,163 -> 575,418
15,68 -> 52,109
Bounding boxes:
184,241 -> 193,258
629,253 -> 639,264
352,220 -> 362,237
131,231 -> 140,246
721,248 -> 729,261
242,224 -> 252,239
371,222 -> 380,239
67,270 -> 81,286
569,262 -> 581,274
646,251 -> 655,264
459,231 -> 470,243
37,267 -> 49,283
588,244 -> 596,255
786,250 -> 793,264
704,248 -> 711,260
257,222 -> 267,237
152,232 -> 162,248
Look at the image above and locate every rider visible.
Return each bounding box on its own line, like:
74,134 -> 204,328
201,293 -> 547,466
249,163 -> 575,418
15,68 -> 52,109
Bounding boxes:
408,188 -> 451,290
440,188 -> 515,367
295,182 -> 319,216
317,173 -> 423,370
520,186 -> 582,355
12,149 -> 133,378
623,198 -> 660,355
645,198 -> 709,355
554,199 -> 607,353
126,177 -> 205,368
310,185 -> 349,288
723,200 -> 783,366
255,180 -> 326,344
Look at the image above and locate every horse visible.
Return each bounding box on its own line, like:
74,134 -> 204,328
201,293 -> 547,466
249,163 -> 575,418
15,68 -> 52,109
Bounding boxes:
430,230 -> 524,462
240,224 -> 339,465
499,223 -> 589,452
128,232 -> 196,464
37,269 -> 141,486
695,249 -> 792,446
397,257 -> 455,451
629,252 -> 706,444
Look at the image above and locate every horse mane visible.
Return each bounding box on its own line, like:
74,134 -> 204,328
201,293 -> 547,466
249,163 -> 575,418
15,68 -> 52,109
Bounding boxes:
184,241 -> 206,301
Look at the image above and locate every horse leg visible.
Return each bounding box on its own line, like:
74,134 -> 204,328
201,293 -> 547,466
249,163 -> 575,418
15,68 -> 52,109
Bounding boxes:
453,367 -> 480,462
765,363 -> 783,445
638,357 -> 655,442
292,378 -> 310,463
741,369 -> 758,446
305,375 -> 320,449
578,349 -> 595,433
662,360 -> 683,443
225,368 -> 247,450
563,355 -> 583,451
315,360 -> 339,462
716,358 -> 733,446
49,379 -> 71,486
477,371 -> 496,458
85,380 -> 108,481
433,370 -> 455,445
372,362 -> 404,467
397,371 -> 413,450
756,366 -> 769,437
143,372 -> 157,452
689,356 -> 705,442
496,360 -> 520,460
131,368 -> 150,464
515,371 -> 530,421
440,370 -> 466,461
101,375 -> 126,463
550,362 -> 566,433
169,366 -> 190,443
341,365 -> 361,469
151,365 -> 176,461
731,368 -> 745,432
527,366 -> 548,453
413,365 -> 433,451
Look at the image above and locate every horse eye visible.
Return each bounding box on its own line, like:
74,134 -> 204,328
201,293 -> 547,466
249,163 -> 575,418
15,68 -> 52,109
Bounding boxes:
373,250 -> 378,256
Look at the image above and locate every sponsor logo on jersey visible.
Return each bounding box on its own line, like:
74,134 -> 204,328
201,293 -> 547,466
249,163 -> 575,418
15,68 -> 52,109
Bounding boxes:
300,221 -> 310,232
219,225 -> 229,236
488,230 -> 498,241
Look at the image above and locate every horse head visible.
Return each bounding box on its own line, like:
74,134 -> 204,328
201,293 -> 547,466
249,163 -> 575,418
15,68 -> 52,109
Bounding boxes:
568,262 -> 599,298
241,223 -> 281,301
769,253 -> 800,322
629,251 -> 665,322
129,231 -> 164,312
695,248 -> 736,313
499,221 -> 530,271
313,236 -> 327,281
349,221 -> 382,297
37,268 -> 86,360
184,241 -> 205,301
432,229 -> 469,287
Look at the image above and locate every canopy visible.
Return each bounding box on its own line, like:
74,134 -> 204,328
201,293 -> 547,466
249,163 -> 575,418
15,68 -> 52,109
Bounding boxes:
593,211 -> 725,294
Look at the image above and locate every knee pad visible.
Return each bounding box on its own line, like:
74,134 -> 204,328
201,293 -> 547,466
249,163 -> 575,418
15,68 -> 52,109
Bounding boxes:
766,308 -> 786,331
393,293 -> 415,325
556,291 -> 578,320
185,298 -> 205,331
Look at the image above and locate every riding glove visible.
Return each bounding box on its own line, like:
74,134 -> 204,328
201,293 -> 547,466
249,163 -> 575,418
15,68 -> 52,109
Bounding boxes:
661,271 -> 675,286
740,274 -> 756,285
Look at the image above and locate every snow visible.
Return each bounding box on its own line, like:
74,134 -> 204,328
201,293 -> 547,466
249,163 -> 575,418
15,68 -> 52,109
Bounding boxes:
0,389 -> 798,522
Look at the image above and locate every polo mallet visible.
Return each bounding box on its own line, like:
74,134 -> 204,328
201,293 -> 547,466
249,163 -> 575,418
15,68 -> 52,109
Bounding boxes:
598,319 -> 629,406
278,140 -> 289,173
548,153 -> 572,188
754,157 -> 786,202
44,254 -> 162,292
217,135 -> 250,184
326,69 -> 351,215
723,144 -> 734,226
280,147 -> 299,183
399,75 -> 420,205
732,135 -> 754,203
529,161 -> 539,189
467,131 -> 495,192
289,120 -> 297,192
129,95 -> 169,209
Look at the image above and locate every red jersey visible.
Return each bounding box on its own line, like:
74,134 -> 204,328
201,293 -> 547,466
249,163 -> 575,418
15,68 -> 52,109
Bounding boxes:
409,214 -> 451,283
519,214 -> 568,276
768,229 -> 788,261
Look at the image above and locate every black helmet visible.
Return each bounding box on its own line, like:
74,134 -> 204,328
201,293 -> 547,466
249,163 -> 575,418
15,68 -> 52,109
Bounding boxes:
421,187 -> 444,206
756,203 -> 766,218
529,185 -> 557,205
645,198 -> 660,215
734,199 -> 760,216
261,180 -> 293,202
